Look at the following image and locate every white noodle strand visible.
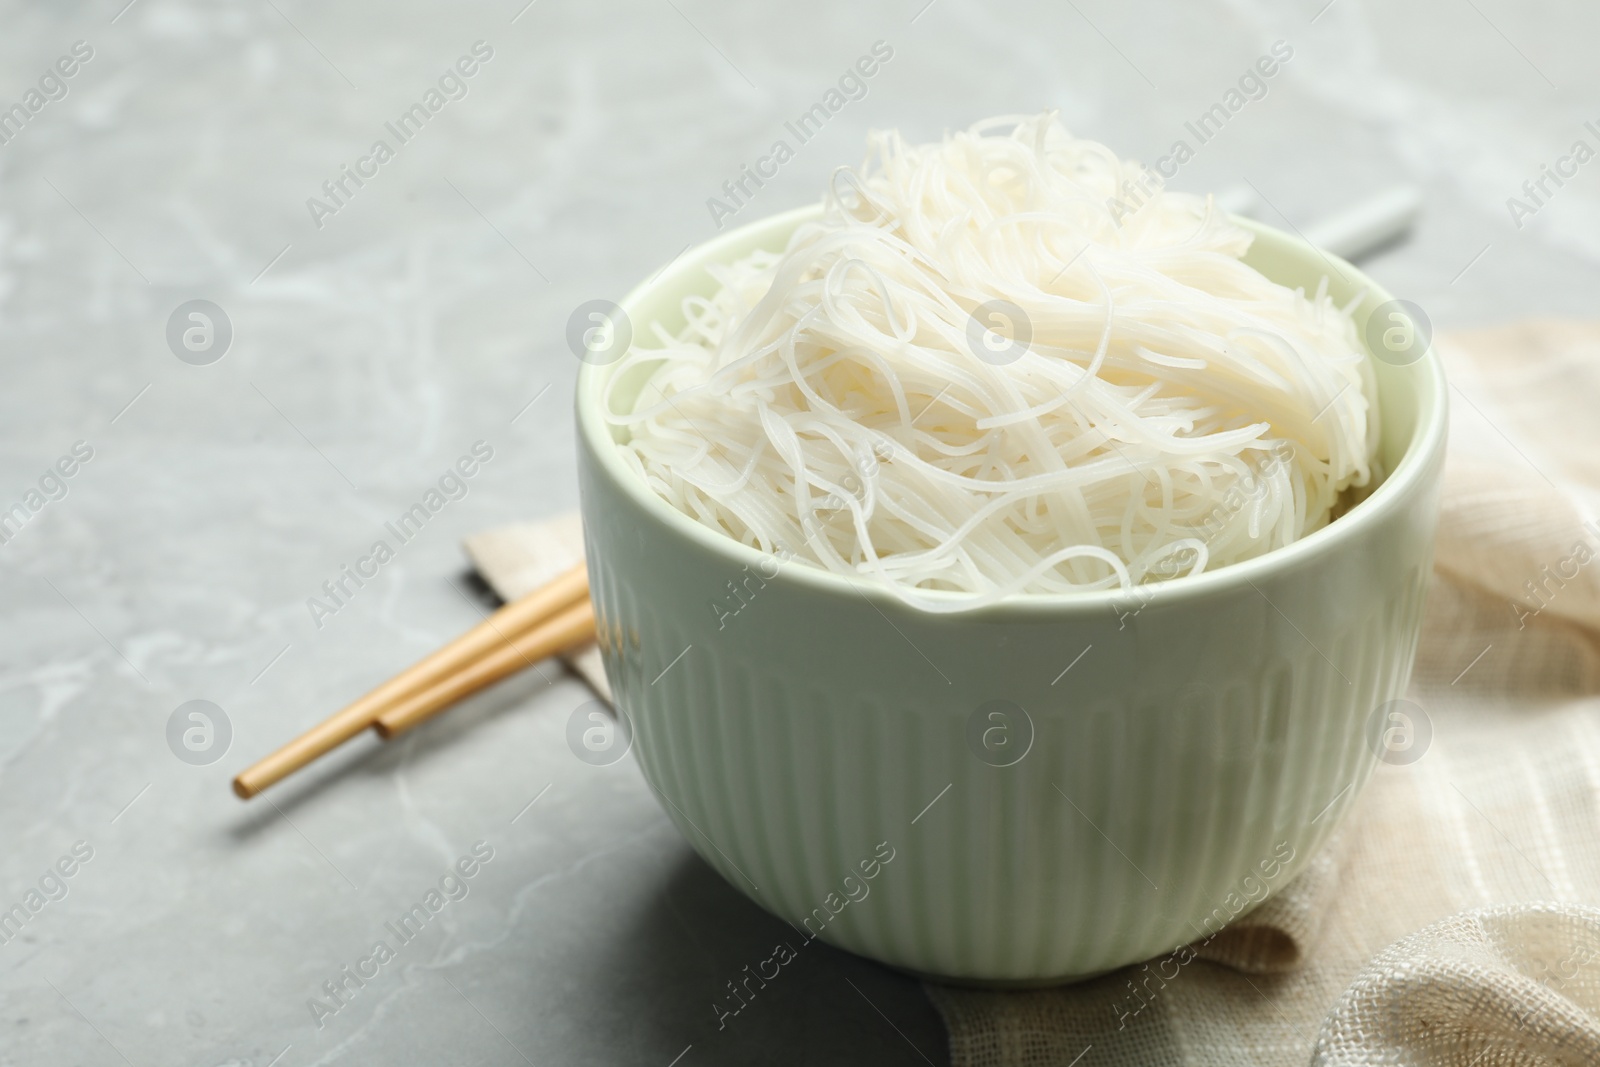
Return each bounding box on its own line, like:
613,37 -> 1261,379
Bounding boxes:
607,114 -> 1377,612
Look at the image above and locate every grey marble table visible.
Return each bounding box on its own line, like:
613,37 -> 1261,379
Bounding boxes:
0,0 -> 1593,1063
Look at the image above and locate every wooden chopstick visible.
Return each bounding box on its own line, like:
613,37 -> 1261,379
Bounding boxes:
372,597 -> 597,739
231,561 -> 591,799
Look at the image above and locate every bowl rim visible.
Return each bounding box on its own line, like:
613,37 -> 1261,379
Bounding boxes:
575,203 -> 1448,617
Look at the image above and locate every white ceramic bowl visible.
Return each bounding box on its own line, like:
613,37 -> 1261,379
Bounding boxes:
575,205 -> 1447,983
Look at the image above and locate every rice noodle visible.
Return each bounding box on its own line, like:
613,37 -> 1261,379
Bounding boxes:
605,113 -> 1378,612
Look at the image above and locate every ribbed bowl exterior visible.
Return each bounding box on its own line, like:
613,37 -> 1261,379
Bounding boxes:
575,210 -> 1448,983
578,441 -> 1441,983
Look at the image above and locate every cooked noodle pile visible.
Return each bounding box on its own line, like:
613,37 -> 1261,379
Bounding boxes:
605,113 -> 1377,611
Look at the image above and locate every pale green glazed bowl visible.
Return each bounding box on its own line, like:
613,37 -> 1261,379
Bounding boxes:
575,205 -> 1447,984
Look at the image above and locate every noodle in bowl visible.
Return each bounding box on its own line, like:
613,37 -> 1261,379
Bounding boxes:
608,116 -> 1379,609
575,122 -> 1446,983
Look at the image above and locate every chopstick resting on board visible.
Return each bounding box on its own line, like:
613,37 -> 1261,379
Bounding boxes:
231,561 -> 596,799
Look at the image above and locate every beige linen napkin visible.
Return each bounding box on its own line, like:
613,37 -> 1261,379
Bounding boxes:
466,321 -> 1600,1066
1315,904 -> 1600,1065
